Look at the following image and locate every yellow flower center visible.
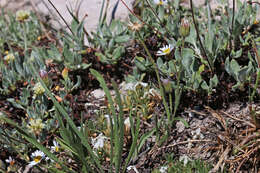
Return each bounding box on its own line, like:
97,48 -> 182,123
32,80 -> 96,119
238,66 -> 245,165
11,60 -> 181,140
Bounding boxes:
159,0 -> 163,5
34,156 -> 42,163
55,146 -> 59,152
163,47 -> 171,54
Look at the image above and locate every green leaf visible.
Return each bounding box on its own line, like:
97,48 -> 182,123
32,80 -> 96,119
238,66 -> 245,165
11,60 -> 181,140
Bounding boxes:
0,112 -> 75,173
95,52 -> 108,64
209,74 -> 218,88
29,63 -> 104,173
230,59 -> 240,75
201,81 -> 209,90
232,48 -> 243,58
115,35 -> 130,43
135,56 -> 147,71
112,46 -> 125,60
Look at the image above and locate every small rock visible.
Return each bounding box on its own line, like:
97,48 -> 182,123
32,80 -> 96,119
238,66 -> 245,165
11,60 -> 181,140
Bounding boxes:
176,121 -> 185,133
90,89 -> 106,100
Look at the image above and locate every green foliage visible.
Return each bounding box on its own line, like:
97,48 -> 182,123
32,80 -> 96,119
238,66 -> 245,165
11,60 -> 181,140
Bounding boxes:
91,20 -> 129,64
0,0 -> 260,172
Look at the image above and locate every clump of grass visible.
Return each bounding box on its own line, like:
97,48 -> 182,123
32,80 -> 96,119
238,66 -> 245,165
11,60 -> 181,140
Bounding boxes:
0,0 -> 260,172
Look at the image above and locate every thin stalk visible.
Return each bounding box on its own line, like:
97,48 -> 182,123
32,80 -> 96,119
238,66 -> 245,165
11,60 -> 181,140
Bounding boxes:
247,1 -> 260,6
155,113 -> 160,142
169,93 -> 173,114
122,114 -> 140,172
22,23 -> 28,51
229,0 -> 235,51
231,0 -> 235,31
171,59 -> 182,122
119,0 -> 169,42
250,69 -> 260,103
46,0 -> 74,36
253,40 -> 260,68
144,0 -> 176,40
145,0 -> 163,24
136,31 -> 171,127
189,0 -> 213,72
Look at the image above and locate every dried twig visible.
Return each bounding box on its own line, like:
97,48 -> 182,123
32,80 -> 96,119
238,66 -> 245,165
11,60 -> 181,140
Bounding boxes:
163,139 -> 212,149
210,146 -> 230,173
221,110 -> 255,128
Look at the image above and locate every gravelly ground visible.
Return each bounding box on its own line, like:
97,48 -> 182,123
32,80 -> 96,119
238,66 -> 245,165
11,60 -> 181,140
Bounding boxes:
1,0 -> 259,34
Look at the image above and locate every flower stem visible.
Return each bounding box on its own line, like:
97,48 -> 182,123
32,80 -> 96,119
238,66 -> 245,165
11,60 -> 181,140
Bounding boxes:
136,31 -> 172,128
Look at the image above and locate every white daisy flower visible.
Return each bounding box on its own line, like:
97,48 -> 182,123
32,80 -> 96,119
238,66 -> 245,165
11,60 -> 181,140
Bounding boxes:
5,156 -> 15,166
28,150 -> 45,166
156,44 -> 173,56
154,0 -> 168,5
51,140 -> 60,153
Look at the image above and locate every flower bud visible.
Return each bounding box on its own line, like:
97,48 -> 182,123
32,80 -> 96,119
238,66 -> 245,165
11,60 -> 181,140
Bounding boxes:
39,70 -> 50,87
162,78 -> 172,93
62,67 -> 69,80
124,117 -> 131,136
179,18 -> 190,37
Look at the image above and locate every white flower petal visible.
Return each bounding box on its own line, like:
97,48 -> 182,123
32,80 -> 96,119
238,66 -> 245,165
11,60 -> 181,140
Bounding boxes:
156,44 -> 173,56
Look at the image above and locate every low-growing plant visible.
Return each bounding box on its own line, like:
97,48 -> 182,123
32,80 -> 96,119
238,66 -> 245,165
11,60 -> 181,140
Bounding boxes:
1,0 -> 260,172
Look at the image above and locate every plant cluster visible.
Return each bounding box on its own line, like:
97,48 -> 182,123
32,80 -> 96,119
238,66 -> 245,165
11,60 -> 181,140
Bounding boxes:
0,0 -> 260,172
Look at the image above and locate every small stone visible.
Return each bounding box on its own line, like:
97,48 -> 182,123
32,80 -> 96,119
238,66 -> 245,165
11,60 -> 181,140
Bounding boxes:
176,121 -> 185,133
91,89 -> 106,100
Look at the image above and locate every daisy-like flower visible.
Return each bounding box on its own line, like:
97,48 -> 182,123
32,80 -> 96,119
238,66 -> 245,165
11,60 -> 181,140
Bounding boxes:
28,150 -> 45,166
27,118 -> 45,135
4,53 -> 15,64
154,0 -> 168,5
156,44 -> 173,56
5,156 -> 15,166
16,10 -> 30,22
51,140 -> 60,153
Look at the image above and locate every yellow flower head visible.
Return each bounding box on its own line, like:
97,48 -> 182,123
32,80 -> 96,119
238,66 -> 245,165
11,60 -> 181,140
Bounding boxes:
33,82 -> 45,96
27,118 -> 45,135
29,150 -> 45,166
4,53 -> 15,64
16,10 -> 30,22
